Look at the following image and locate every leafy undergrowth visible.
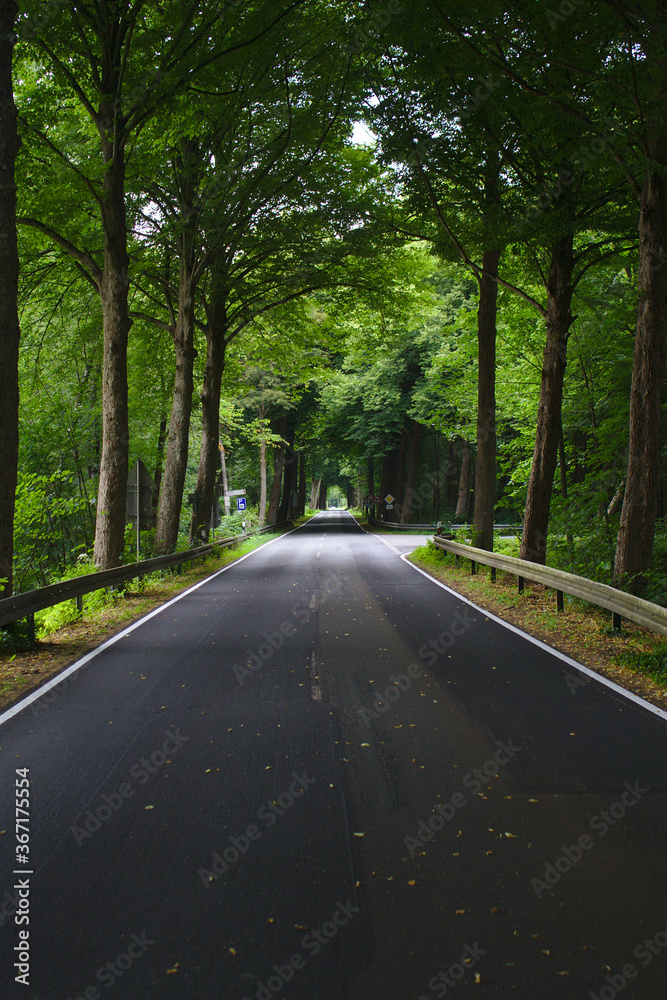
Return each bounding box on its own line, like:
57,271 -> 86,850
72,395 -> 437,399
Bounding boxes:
0,533 -> 282,711
409,541 -> 667,712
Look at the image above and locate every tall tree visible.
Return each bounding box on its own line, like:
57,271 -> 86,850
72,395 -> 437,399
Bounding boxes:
17,0 -> 302,567
0,0 -> 20,597
611,2 -> 667,590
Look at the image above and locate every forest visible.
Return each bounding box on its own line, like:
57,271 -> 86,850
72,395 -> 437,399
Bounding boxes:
0,0 -> 665,605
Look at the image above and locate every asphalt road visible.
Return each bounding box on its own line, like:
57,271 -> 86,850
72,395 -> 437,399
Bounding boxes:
1,511 -> 665,1000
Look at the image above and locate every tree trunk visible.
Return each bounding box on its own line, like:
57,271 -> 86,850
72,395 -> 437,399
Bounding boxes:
190,324 -> 226,545
455,440 -> 472,522
318,480 -> 327,509
278,435 -> 296,522
93,151 -> 132,568
607,479 -> 625,519
367,456 -> 375,497
0,2 -> 20,598
310,477 -> 321,510
267,417 -> 287,524
219,444 -> 229,517
259,442 -> 268,527
472,246 -> 501,550
394,425 -> 408,514
400,421 -> 422,523
614,133 -> 667,591
558,420 -> 568,499
154,280 -> 197,552
380,448 -> 397,520
154,146 -> 200,554
152,412 -> 168,515
298,453 -> 306,515
520,232 -> 575,563
267,448 -> 285,524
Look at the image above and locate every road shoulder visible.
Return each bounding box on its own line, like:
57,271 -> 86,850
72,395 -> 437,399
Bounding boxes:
406,548 -> 667,714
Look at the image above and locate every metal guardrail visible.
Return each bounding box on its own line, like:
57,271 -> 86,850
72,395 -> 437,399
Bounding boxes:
431,536 -> 667,638
0,522 -> 291,633
367,515 -> 521,533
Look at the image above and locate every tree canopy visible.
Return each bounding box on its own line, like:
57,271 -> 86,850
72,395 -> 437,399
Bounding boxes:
0,0 -> 664,605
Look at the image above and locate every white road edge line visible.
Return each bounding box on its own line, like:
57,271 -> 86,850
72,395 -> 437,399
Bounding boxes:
401,552 -> 667,723
0,518 -> 318,728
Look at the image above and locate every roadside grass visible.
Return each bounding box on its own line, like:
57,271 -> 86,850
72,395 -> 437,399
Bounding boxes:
0,532 -> 283,711
409,541 -> 667,711
292,509 -> 320,527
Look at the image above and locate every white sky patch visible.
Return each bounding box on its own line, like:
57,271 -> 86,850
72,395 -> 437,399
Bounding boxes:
351,121 -> 377,146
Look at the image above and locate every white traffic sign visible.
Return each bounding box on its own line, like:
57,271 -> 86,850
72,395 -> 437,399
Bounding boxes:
225,489 -> 246,497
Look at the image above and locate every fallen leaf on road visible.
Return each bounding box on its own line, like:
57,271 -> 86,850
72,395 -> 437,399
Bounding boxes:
166,963 -> 179,974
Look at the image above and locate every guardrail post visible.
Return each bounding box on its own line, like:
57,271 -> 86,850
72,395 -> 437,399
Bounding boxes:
613,612 -> 622,632
470,560 -> 476,575
491,567 -> 496,582
76,595 -> 83,614
518,575 -> 524,594
27,613 -> 35,645
556,590 -> 564,613
455,554 -> 459,567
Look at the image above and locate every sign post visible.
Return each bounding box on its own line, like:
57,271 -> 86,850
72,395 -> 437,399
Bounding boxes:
126,459 -> 157,562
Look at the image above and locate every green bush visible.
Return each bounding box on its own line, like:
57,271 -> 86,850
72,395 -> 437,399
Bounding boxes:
35,556 -> 120,636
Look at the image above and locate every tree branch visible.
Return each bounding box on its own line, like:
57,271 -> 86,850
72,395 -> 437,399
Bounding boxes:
17,217 -> 102,286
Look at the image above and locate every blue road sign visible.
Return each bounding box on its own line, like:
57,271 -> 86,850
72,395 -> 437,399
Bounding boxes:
237,497 -> 246,511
